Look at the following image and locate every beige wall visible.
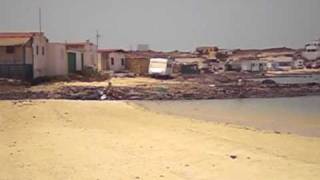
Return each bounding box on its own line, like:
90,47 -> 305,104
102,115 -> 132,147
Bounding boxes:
0,40 -> 33,65
46,43 -> 68,76
84,43 -> 98,68
102,52 -> 126,72
25,46 -> 33,64
97,53 -> 102,71
0,46 -> 24,64
126,58 -> 150,75
100,53 -> 108,71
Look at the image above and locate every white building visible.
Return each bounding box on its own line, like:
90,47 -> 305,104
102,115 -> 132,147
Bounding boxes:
98,49 -> 126,72
263,56 -> 294,71
66,40 -> 98,73
226,59 -> 267,72
240,60 -> 268,72
302,39 -> 320,61
0,32 -> 48,79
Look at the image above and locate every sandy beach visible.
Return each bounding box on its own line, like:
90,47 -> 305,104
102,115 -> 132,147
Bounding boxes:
0,100 -> 320,179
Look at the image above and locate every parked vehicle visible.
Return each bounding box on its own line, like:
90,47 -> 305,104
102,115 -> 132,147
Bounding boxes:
148,58 -> 173,77
293,59 -> 305,69
311,61 -> 320,69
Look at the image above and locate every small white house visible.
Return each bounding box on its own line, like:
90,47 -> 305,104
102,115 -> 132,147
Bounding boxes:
0,32 -> 48,79
240,60 -> 268,72
98,49 -> 126,72
66,40 -> 98,72
226,59 -> 267,72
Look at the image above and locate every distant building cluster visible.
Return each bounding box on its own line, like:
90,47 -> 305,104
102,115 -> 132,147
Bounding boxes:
0,31 -> 319,80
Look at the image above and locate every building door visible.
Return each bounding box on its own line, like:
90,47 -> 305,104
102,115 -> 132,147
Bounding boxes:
68,52 -> 76,73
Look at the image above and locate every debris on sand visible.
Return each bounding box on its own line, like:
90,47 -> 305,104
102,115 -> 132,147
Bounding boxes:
0,74 -> 319,100
230,155 -> 237,159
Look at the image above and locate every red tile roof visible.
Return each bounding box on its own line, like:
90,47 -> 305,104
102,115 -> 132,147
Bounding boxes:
98,49 -> 125,53
0,32 -> 45,46
0,32 -> 44,38
0,37 -> 31,46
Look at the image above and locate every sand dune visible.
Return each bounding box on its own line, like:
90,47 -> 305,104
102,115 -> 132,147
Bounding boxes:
0,100 -> 319,180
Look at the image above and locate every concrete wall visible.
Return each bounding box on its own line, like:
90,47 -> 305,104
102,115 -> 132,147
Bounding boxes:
99,52 -> 108,71
46,43 -> 68,76
97,53 -> 102,71
32,34 -> 48,78
75,52 -> 83,71
25,46 -> 33,64
126,58 -> 150,75
84,43 -> 98,68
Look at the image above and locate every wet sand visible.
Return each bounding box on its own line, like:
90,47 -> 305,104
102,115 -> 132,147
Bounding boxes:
0,100 -> 320,179
134,96 -> 320,137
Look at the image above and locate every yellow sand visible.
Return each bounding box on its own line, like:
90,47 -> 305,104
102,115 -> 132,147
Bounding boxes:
0,100 -> 319,180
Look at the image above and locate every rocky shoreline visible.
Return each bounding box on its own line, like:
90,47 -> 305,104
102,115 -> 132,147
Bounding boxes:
1,82 -> 320,100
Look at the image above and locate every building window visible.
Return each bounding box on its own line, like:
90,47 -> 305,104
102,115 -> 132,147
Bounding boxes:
111,58 -> 114,65
6,46 -> 15,54
42,47 -> 45,55
121,58 -> 125,66
36,46 -> 39,55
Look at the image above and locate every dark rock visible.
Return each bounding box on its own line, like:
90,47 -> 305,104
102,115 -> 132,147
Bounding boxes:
262,79 -> 277,85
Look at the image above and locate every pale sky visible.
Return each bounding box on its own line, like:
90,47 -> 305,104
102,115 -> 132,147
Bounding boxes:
1,0 -> 320,51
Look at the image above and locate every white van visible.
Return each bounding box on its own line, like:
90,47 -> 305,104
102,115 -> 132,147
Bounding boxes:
148,58 -> 173,77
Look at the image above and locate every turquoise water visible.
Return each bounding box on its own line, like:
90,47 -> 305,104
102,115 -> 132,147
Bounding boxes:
135,96 -> 320,137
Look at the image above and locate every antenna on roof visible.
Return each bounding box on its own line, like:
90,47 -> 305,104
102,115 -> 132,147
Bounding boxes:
96,30 -> 101,48
38,8 -> 42,33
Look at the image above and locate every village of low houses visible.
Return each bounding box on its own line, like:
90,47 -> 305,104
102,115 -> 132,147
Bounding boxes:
0,32 -> 320,100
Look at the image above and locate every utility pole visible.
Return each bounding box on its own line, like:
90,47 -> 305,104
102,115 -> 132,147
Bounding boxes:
95,30 -> 102,71
96,30 -> 101,48
39,8 -> 42,33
